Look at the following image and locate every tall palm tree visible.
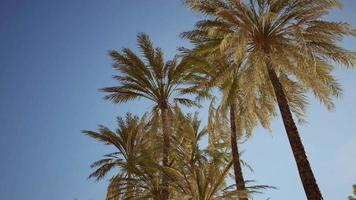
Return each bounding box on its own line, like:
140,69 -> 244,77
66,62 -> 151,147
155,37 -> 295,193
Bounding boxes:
181,53 -> 278,200
183,0 -> 355,199
205,100 -> 274,199
83,113 -> 161,199
101,33 -> 197,200
181,48 -> 307,199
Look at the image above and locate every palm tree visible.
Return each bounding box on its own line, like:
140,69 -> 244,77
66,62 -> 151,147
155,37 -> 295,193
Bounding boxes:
83,109 -> 273,199
101,33 -> 197,199
183,0 -> 355,199
181,52 -> 279,200
166,106 -> 272,200
181,48 -> 307,199
83,113 -> 161,199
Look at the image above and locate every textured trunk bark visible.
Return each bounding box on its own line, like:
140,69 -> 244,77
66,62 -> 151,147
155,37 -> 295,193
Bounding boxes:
230,102 -> 248,200
126,173 -> 133,198
161,103 -> 170,200
266,61 -> 323,200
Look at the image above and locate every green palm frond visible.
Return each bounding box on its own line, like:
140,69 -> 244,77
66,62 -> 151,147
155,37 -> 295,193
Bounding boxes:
102,32 -> 198,110
84,113 -> 166,199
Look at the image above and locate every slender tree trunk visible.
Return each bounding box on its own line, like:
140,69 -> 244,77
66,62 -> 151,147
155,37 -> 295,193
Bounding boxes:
266,60 -> 323,200
161,102 -> 170,200
230,102 -> 248,200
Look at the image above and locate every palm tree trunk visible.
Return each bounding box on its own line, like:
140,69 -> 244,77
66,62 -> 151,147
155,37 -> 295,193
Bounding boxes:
161,103 -> 170,200
126,172 -> 133,198
266,61 -> 323,200
230,102 -> 248,200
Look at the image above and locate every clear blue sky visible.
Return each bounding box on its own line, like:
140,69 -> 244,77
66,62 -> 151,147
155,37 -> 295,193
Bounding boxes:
0,0 -> 355,199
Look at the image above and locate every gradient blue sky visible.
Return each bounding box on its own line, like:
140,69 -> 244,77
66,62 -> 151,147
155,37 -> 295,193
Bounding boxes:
0,0 -> 355,199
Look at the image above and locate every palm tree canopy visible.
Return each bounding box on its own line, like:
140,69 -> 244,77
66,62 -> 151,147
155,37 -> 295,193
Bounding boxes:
181,51 -> 280,135
182,0 -> 356,112
83,108 -> 274,200
102,32 -> 199,110
164,106 -> 273,200
83,113 -> 162,199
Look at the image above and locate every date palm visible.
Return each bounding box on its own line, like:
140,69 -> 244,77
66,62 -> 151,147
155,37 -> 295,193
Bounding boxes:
101,33 -> 197,199
183,0 -> 355,199
166,107 -> 232,200
181,49 -> 307,199
83,113 -> 161,199
83,109 -> 272,199
166,106 -> 273,200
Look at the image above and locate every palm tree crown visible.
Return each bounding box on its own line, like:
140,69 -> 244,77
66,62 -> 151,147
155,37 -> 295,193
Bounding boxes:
102,32 -> 197,110
83,113 -> 160,199
182,0 -> 355,110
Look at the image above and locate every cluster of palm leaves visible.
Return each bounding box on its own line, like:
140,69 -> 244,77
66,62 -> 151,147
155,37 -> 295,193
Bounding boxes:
83,0 -> 355,200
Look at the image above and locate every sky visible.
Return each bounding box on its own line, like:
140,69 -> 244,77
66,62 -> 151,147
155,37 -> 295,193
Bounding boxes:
0,0 -> 355,199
